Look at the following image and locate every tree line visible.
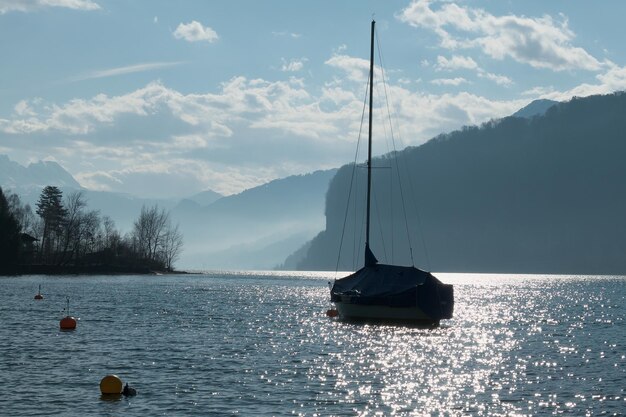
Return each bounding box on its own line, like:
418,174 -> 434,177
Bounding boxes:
0,185 -> 183,273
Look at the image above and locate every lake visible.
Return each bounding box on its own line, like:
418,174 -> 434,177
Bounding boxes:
0,272 -> 624,416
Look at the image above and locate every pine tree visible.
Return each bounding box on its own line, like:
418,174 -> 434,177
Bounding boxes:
36,186 -> 67,264
0,187 -> 21,270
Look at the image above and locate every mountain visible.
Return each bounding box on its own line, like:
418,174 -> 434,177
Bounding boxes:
172,169 -> 337,270
292,92 -> 626,274
183,189 -> 223,207
0,155 -> 81,189
1,154 -> 336,270
512,99 -> 558,119
0,155 -> 179,232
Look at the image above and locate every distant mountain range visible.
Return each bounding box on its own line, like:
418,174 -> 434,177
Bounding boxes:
291,93 -> 626,274
172,169 -> 337,270
178,189 -> 224,208
0,155 -> 81,189
0,154 -> 334,270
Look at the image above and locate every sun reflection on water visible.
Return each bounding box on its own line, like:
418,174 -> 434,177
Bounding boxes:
300,274 -> 625,415
0,273 -> 623,416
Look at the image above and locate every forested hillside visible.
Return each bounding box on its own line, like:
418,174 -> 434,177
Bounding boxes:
294,93 -> 626,274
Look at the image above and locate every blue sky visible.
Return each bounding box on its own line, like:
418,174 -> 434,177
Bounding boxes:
2,0 -> 626,198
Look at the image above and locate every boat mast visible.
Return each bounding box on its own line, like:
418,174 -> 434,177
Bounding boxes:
364,19 -> 378,267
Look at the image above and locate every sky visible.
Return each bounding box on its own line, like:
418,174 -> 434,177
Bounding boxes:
2,0 -> 626,198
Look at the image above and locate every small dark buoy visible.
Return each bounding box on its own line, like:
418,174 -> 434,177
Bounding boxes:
122,382 -> 137,397
326,309 -> 339,317
34,284 -> 43,300
59,297 -> 77,330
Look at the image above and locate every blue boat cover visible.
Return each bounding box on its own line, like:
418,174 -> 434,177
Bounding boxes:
331,264 -> 453,319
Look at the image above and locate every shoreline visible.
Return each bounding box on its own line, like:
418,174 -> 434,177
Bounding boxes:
0,264 -> 191,276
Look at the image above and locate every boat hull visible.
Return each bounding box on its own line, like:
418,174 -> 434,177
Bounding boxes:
334,300 -> 439,324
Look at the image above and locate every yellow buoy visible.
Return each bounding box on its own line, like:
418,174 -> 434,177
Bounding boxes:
100,375 -> 123,395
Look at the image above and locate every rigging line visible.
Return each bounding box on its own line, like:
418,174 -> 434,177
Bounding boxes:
334,73 -> 371,277
372,66 -> 395,263
354,167 -> 366,270
372,179 -> 389,263
379,93 -> 432,270
375,30 -> 415,266
405,151 -> 432,270
378,57 -> 431,270
373,83 -> 396,263
356,205 -> 365,269
352,162 -> 358,269
390,162 -> 394,263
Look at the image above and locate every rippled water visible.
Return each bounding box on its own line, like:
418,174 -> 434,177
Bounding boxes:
0,272 -> 624,416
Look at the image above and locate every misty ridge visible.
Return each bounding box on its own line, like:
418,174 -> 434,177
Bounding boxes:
2,92 -> 626,274
0,155 -> 336,271
295,92 -> 626,274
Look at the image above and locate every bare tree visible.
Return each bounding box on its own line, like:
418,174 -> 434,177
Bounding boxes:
75,210 -> 101,261
161,223 -> 183,270
6,192 -> 36,235
131,205 -> 184,270
4,187 -> 183,271
59,191 -> 87,265
100,215 -> 121,252
132,205 -> 169,262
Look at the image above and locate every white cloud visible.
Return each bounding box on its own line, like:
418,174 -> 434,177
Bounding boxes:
75,170 -> 122,191
325,54 -> 371,82
0,76 -> 356,195
173,21 -> 219,43
398,0 -> 603,72
478,71 -> 513,87
281,58 -> 308,72
0,0 -> 100,14
522,86 -> 555,97
539,64 -> 626,101
321,87 -> 356,105
5,46 -> 625,197
14,100 -> 37,116
435,55 -> 478,71
70,61 -> 185,81
272,31 -> 301,39
435,55 -> 512,86
431,77 -> 468,86
0,60 -> 537,196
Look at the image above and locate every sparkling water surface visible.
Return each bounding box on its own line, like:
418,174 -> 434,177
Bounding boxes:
0,272 -> 624,416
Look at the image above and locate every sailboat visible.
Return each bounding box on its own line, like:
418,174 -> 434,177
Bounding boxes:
329,21 -> 454,324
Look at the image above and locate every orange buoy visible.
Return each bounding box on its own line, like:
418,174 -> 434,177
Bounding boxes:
59,296 -> 77,330
100,375 -> 123,395
326,309 -> 339,317
60,316 -> 77,330
34,285 -> 43,300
